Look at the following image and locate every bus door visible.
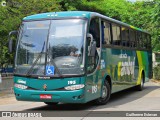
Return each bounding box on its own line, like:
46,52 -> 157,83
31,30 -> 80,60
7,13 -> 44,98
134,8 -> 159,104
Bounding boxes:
85,17 -> 102,101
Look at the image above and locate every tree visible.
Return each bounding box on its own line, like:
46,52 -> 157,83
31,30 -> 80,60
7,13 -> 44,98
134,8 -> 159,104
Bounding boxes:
151,0 -> 160,51
78,0 -> 158,51
0,0 -> 160,68
0,0 -> 62,68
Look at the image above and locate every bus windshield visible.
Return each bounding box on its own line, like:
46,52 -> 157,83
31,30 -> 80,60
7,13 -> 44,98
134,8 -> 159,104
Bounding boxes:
15,19 -> 87,76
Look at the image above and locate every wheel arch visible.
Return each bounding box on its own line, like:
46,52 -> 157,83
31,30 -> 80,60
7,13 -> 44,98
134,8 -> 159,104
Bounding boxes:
102,74 -> 112,91
137,69 -> 145,85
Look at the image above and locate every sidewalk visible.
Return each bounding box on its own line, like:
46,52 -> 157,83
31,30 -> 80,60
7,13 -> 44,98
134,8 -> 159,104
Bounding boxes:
151,79 -> 160,86
0,89 -> 14,98
0,77 -> 14,98
0,77 -> 13,91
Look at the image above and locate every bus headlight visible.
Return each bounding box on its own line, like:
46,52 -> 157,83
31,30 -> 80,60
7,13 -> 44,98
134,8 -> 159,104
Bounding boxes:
64,84 -> 85,90
14,84 -> 28,90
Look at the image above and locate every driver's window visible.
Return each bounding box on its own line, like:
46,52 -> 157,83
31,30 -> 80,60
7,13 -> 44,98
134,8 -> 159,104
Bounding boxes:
87,17 -> 100,73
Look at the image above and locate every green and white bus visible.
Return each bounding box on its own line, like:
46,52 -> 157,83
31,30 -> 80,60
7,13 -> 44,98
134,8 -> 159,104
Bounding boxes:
9,11 -> 152,105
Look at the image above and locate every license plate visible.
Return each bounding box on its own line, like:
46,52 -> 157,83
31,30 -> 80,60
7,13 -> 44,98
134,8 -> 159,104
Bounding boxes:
40,94 -> 52,99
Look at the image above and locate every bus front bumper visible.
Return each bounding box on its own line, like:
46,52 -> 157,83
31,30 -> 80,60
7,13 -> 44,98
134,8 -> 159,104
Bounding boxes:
14,87 -> 86,103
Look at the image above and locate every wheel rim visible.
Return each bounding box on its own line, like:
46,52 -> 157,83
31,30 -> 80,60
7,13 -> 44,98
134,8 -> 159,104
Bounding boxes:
102,85 -> 108,98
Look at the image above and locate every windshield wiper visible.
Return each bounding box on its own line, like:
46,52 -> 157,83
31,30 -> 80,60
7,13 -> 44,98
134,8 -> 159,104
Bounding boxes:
26,41 -> 45,76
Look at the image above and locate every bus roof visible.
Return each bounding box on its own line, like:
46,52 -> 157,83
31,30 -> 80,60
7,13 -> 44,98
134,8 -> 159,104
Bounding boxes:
23,11 -> 149,34
23,11 -> 91,20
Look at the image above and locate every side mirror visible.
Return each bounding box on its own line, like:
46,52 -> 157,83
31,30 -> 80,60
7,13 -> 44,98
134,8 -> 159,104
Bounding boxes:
8,31 -> 18,53
87,33 -> 96,57
87,33 -> 93,43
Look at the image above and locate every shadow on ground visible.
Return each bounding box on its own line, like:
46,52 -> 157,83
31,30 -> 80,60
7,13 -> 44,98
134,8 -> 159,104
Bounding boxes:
24,82 -> 160,111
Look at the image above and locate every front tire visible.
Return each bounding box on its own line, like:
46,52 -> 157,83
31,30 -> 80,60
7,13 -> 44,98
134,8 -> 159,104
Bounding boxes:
95,81 -> 111,105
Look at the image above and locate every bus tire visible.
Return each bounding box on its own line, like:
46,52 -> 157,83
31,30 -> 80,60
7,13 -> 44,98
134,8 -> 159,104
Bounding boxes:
44,102 -> 58,106
136,73 -> 144,91
95,80 -> 111,105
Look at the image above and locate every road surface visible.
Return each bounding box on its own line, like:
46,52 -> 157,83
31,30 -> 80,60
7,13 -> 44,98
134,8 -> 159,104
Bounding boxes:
0,81 -> 160,120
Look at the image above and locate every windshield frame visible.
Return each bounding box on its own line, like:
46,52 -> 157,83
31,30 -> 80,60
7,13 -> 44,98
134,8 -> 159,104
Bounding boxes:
14,17 -> 88,78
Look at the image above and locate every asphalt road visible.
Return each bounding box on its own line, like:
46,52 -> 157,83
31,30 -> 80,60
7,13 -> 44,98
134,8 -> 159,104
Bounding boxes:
0,81 -> 160,120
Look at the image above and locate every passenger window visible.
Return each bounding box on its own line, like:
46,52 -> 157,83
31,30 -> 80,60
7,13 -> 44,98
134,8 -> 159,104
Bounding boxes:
112,24 -> 121,46
147,35 -> 151,49
142,33 -> 147,49
101,21 -> 111,45
130,29 -> 136,48
137,32 -> 142,48
121,27 -> 129,47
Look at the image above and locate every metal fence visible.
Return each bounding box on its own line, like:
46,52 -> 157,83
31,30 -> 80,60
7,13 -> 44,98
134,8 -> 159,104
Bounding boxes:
1,73 -> 13,77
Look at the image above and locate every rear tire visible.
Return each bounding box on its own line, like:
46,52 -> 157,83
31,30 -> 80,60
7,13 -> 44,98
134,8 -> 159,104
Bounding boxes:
136,73 -> 144,91
44,102 -> 58,106
95,81 -> 111,105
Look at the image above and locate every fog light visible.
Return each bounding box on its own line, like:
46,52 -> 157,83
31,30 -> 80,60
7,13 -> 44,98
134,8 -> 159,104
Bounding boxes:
14,83 -> 28,90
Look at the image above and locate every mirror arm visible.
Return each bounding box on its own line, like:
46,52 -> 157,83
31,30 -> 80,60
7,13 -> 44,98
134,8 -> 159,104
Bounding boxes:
8,30 -> 18,53
9,31 -> 18,36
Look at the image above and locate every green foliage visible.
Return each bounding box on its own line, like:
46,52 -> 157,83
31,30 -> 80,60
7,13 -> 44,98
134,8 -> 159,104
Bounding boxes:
153,65 -> 160,80
0,0 -> 160,67
151,0 -> 160,52
0,0 -> 62,68
59,0 -> 81,11
79,0 -> 160,51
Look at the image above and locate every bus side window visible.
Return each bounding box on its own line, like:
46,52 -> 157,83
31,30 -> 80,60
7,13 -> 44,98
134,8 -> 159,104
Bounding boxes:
141,33 -> 146,49
112,24 -> 121,46
143,33 -> 148,49
137,32 -> 142,48
101,21 -> 111,45
130,29 -> 136,48
121,27 -> 129,47
87,17 -> 100,73
147,34 -> 151,49
139,33 -> 143,49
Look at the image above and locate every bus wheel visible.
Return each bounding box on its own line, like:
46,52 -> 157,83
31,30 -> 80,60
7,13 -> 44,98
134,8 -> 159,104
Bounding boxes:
136,73 -> 144,91
44,102 -> 58,106
95,81 -> 111,105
